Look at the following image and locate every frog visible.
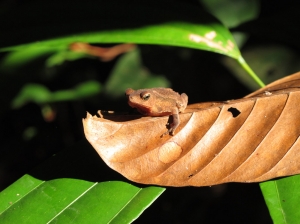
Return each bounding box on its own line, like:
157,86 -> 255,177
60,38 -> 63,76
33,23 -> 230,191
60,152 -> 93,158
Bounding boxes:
125,87 -> 188,135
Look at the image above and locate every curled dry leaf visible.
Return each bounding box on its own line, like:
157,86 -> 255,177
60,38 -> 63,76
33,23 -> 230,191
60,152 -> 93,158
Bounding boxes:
83,72 -> 300,186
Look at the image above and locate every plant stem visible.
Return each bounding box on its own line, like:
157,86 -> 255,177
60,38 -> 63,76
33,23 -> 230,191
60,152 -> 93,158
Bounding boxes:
237,55 -> 265,88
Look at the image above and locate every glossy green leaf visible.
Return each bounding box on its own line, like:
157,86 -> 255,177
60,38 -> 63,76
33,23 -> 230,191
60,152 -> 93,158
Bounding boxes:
1,21 -> 240,59
0,175 -> 165,223
260,175 -> 300,224
200,0 -> 259,51
0,0 -> 240,59
11,81 -> 101,108
0,1 -> 265,87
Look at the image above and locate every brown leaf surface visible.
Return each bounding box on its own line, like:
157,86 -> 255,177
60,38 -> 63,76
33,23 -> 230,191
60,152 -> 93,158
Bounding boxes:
83,72 -> 300,186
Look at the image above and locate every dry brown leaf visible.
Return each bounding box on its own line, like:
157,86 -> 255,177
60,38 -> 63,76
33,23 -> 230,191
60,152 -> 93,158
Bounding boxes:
83,72 -> 300,186
70,43 -> 136,61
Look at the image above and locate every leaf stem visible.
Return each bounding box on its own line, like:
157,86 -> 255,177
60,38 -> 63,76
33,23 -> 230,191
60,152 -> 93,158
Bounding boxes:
237,55 -> 265,87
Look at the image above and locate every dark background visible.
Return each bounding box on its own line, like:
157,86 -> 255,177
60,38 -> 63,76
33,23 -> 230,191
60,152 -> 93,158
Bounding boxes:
1,0 -> 300,223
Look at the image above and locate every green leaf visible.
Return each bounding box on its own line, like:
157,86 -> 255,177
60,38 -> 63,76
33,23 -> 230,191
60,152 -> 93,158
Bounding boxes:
0,46 -> 57,73
0,1 -> 241,72
200,0 -> 259,50
260,175 -> 300,224
0,1 -> 264,87
201,0 -> 260,28
0,175 -> 165,224
1,1 -> 239,58
46,51 -> 91,67
104,48 -> 170,97
1,21 -> 240,59
11,81 -> 102,108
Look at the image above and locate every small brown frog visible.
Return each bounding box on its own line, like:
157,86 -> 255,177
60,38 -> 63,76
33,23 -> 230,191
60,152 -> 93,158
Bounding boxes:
125,88 -> 188,135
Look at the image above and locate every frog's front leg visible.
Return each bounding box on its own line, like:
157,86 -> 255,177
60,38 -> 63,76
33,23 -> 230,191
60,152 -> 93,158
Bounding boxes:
162,107 -> 180,136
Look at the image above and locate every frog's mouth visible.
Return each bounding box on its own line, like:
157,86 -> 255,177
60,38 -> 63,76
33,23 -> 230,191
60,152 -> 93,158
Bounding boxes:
127,101 -> 151,115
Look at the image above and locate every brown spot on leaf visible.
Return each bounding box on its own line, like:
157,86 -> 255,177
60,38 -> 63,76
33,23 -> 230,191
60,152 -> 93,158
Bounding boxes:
158,142 -> 182,164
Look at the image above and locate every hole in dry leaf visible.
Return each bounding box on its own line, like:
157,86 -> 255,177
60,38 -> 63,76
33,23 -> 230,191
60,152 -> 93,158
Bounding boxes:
227,107 -> 240,118
188,174 -> 194,178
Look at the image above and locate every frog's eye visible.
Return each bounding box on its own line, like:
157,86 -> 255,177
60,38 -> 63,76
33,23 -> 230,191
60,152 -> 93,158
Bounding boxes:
141,92 -> 151,101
